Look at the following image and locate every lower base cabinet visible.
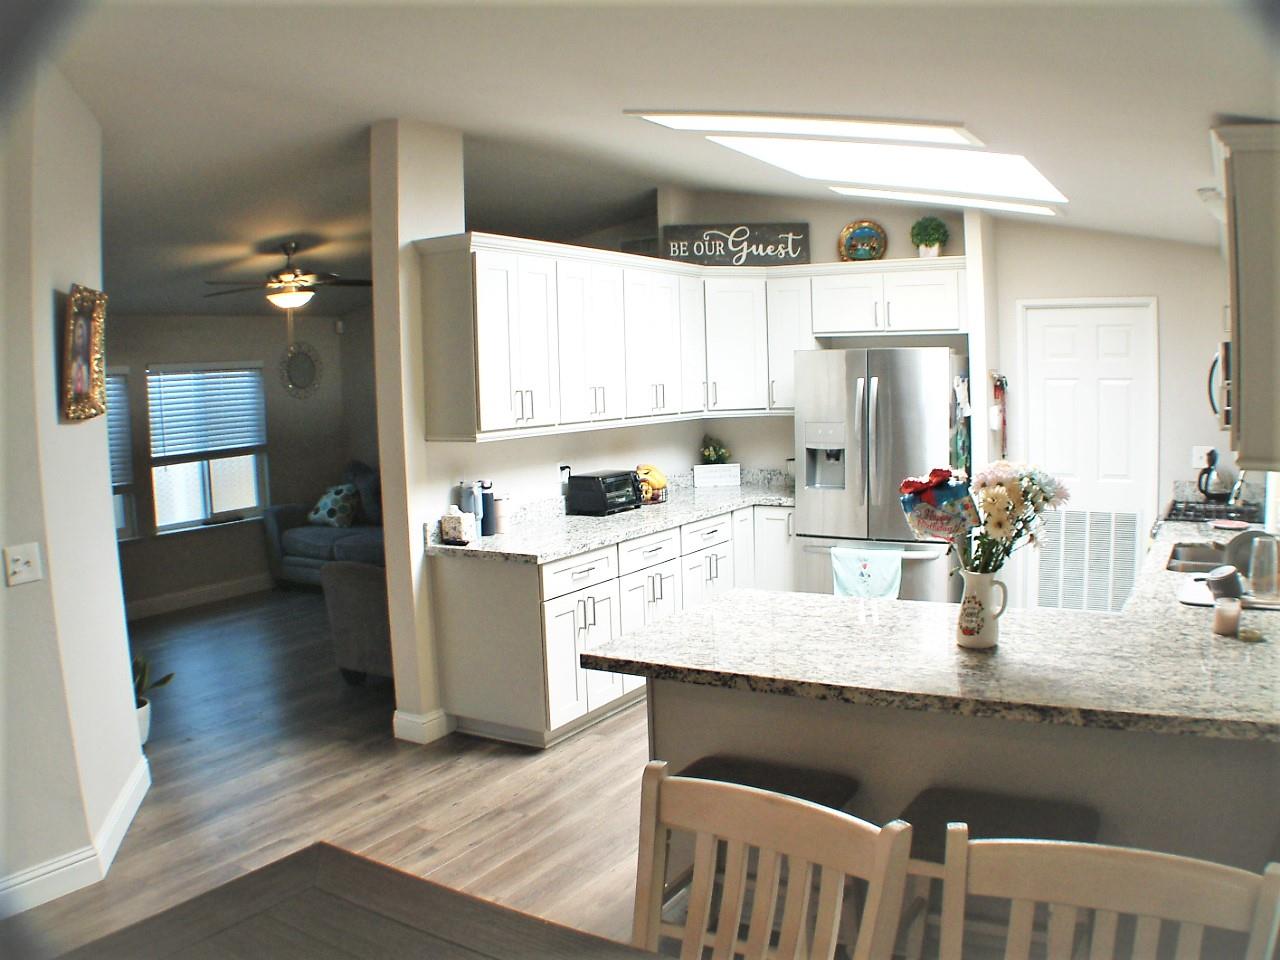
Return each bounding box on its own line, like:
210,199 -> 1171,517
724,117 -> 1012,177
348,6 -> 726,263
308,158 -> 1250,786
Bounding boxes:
618,559 -> 681,693
753,506 -> 796,591
682,541 -> 735,607
542,580 -> 621,729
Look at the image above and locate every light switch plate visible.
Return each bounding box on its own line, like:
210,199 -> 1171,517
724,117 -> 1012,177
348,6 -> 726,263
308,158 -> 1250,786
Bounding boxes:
1191,445 -> 1215,468
4,542 -> 43,586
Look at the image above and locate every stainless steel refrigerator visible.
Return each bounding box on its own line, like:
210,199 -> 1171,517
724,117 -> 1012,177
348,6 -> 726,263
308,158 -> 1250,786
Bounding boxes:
793,348 -> 959,601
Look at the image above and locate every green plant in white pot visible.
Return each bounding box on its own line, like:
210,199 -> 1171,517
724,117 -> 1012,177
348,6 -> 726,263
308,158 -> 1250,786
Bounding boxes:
133,654 -> 173,746
910,216 -> 950,258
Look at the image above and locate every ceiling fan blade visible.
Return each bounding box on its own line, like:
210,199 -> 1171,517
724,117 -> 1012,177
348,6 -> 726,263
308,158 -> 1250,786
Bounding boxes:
203,286 -> 265,298
317,278 -> 373,287
204,279 -> 266,286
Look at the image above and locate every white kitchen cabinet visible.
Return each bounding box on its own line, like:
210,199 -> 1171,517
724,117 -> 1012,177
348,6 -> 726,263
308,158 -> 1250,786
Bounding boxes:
753,506 -> 797,592
812,272 -> 884,334
704,276 -> 768,411
543,579 -> 620,730
679,275 -> 708,414
618,559 -> 681,692
624,268 -> 682,417
765,277 -> 815,410
732,507 -> 756,588
557,259 -> 625,424
682,542 -> 735,608
472,249 -> 559,431
882,269 -> 961,332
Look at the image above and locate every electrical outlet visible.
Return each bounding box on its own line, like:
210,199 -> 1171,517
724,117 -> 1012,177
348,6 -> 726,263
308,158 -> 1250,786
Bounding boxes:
3,542 -> 43,586
1191,445 -> 1215,468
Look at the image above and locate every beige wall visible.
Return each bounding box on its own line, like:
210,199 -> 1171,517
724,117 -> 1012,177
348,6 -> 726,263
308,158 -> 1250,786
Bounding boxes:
991,220 -> 1231,503
1,64 -> 144,917
109,312 -> 353,609
658,186 -> 966,262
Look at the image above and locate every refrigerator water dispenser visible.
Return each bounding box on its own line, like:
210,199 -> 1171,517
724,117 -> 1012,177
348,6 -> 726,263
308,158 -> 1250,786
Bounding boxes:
804,422 -> 847,490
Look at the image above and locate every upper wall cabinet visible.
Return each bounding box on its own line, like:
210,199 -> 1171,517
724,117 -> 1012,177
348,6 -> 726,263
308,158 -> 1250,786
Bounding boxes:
679,276 -> 708,415
704,276 -> 768,412
623,268 -> 682,417
812,272 -> 883,334
557,259 -> 626,425
765,277 -> 816,410
811,260 -> 964,336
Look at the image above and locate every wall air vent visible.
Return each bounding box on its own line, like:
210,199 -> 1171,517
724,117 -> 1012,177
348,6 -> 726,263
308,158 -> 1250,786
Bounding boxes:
1035,510 -> 1139,613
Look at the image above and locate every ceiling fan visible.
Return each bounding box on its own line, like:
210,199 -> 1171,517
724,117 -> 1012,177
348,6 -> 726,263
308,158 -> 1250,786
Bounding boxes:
203,241 -> 371,309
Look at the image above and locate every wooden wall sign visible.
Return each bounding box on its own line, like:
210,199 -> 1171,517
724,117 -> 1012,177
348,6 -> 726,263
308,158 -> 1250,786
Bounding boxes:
661,223 -> 810,266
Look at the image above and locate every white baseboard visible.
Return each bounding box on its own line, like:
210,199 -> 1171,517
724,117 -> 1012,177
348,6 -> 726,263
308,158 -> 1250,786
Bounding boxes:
0,756 -> 150,919
126,572 -> 275,620
93,756 -> 150,871
392,708 -> 455,744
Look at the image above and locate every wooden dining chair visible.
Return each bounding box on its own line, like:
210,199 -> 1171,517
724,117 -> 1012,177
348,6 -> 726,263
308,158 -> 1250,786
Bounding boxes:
938,823 -> 1280,960
631,760 -> 912,960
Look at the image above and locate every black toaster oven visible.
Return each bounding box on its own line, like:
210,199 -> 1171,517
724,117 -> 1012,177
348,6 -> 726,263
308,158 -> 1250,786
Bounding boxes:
565,470 -> 642,517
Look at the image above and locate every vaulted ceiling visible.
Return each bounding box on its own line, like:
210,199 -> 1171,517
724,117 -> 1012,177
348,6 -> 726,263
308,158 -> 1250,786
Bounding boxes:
55,1 -> 1279,315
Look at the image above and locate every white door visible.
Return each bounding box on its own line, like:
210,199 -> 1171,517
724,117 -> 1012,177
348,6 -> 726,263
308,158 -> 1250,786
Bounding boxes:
883,269 -> 961,331
473,249 -> 520,431
754,506 -> 797,591
765,277 -> 814,409
542,590 -> 588,729
732,508 -> 756,588
558,259 -> 624,424
704,276 -> 768,411
624,269 -> 681,416
513,255 -> 558,427
581,580 -> 622,710
1021,299 -> 1158,609
812,272 -> 883,334
679,275 -> 707,413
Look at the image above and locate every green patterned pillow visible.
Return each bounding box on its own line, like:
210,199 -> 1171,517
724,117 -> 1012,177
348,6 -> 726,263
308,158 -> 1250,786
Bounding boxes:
309,483 -> 359,528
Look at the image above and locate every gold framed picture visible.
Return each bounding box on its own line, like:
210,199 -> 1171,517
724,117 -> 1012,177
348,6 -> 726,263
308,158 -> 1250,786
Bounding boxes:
61,283 -> 108,421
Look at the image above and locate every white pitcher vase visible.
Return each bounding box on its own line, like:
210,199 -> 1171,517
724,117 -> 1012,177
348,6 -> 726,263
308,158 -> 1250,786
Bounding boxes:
956,570 -> 1008,649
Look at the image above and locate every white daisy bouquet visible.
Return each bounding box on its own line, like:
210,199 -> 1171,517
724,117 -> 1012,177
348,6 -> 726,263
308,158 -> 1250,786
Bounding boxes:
960,462 -> 1069,573
899,462 -> 1069,573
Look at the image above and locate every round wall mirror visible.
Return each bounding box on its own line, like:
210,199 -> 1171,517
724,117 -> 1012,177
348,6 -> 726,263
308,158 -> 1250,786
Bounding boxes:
279,341 -> 323,399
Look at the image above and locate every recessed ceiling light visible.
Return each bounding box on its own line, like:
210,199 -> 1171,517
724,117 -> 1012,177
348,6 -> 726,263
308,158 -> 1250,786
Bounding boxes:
830,186 -> 1059,217
629,111 -> 982,146
709,136 -> 1068,204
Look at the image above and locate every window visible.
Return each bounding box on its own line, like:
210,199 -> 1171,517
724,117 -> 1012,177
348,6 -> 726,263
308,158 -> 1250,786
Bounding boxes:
106,371 -> 137,539
146,365 -> 269,532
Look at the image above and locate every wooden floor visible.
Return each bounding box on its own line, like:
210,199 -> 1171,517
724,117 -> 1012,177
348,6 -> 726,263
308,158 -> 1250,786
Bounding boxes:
3,588 -> 650,959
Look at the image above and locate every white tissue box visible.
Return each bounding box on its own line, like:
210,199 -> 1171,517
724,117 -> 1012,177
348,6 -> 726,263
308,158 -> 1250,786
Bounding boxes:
694,463 -> 741,488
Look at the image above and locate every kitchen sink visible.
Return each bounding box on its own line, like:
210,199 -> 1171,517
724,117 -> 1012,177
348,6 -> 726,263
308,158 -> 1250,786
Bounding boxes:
1165,543 -> 1227,573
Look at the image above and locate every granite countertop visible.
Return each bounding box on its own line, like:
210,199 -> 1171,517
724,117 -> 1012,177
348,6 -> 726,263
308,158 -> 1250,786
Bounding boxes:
582,520 -> 1280,741
424,483 -> 794,564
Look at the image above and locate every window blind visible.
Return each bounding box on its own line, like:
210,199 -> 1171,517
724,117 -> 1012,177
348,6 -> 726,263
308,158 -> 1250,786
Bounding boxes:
147,368 -> 266,459
106,374 -> 133,486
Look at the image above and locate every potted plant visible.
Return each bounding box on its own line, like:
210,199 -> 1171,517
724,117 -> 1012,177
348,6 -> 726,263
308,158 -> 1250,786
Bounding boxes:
693,435 -> 740,487
910,216 -> 950,258
133,654 -> 173,746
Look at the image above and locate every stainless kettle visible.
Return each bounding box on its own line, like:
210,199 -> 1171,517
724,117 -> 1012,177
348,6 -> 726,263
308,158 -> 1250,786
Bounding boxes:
1197,449 -> 1230,503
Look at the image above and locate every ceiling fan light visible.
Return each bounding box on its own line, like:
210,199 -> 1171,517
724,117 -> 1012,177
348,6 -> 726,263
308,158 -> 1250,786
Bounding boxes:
266,287 -> 315,310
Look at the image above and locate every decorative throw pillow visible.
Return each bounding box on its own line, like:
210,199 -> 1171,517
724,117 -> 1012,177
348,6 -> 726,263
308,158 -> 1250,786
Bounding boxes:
309,483 -> 359,528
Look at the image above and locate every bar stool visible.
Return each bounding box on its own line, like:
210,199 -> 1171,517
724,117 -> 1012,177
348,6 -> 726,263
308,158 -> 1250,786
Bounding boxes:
896,786 -> 1101,958
678,754 -> 862,812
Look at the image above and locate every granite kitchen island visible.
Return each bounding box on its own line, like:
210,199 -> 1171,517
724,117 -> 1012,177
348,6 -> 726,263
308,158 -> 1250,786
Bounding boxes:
582,522 -> 1279,868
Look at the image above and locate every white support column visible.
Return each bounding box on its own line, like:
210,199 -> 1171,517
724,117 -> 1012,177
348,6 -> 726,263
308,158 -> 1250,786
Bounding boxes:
370,119 -> 464,744
963,210 -> 1000,470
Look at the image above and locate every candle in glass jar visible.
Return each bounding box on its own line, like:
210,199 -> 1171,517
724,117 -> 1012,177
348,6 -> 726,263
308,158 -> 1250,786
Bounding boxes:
1213,597 -> 1241,637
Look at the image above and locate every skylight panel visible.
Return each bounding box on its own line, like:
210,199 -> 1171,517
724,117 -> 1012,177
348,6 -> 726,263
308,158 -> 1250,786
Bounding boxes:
829,186 -> 1059,217
631,111 -> 981,146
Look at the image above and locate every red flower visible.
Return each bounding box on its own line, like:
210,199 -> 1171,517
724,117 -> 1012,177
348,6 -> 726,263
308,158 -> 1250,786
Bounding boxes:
899,468 -> 952,496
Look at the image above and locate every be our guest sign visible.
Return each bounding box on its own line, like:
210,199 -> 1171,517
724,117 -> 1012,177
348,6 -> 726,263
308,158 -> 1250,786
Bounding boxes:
662,223 -> 810,267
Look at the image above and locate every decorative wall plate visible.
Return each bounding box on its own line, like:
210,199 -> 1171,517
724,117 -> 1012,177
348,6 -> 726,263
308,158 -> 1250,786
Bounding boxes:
838,220 -> 888,261
279,341 -> 323,399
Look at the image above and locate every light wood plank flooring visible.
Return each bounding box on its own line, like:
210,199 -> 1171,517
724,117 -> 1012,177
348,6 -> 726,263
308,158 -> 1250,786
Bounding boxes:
3,588 -> 649,958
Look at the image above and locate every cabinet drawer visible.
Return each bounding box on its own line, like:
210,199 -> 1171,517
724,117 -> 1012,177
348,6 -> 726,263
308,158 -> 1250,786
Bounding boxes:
680,513 -> 732,555
618,527 -> 680,575
540,545 -> 618,601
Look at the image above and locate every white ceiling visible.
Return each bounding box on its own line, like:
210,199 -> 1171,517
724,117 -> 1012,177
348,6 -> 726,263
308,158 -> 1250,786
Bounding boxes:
54,0 -> 1279,316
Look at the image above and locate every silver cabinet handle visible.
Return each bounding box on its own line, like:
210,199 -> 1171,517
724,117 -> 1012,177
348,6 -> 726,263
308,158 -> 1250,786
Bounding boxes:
659,383 -> 666,409
525,390 -> 534,420
786,512 -> 794,537
588,595 -> 598,627
711,381 -> 718,406
599,385 -> 606,414
701,527 -> 719,539
643,545 -> 664,555
769,380 -> 775,407
570,565 -> 595,579
590,386 -> 598,416
703,380 -> 708,408
874,301 -> 880,328
576,598 -> 586,631
705,554 -> 713,582
713,553 -> 720,581
647,574 -> 656,604
514,389 -> 525,422
868,376 -> 880,505
886,301 -> 892,328
655,573 -> 664,601
652,383 -> 658,411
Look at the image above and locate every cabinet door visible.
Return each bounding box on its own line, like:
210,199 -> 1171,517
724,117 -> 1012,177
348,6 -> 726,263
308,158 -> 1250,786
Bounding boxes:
754,506 -> 797,592
542,590 -> 588,729
705,277 -> 768,411
765,277 -> 814,410
732,507 -> 756,588
679,275 -> 708,413
882,269 -> 961,331
514,255 -> 558,426
650,558 -> 682,624
812,272 -> 883,334
473,250 -> 520,431
558,259 -> 625,424
624,269 -> 662,417
681,549 -> 712,610
582,581 -> 623,711
706,543 -> 735,597
652,272 -> 683,414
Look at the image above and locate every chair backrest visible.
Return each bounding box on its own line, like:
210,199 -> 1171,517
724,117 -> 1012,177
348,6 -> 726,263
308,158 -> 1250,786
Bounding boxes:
938,822 -> 1280,960
631,760 -> 912,960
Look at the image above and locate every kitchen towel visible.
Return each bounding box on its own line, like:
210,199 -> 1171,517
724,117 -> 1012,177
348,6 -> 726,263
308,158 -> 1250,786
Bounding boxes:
831,547 -> 903,599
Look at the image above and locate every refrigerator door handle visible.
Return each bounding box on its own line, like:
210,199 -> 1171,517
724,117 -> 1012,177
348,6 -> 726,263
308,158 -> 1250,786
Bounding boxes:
853,377 -> 866,506
868,376 -> 880,505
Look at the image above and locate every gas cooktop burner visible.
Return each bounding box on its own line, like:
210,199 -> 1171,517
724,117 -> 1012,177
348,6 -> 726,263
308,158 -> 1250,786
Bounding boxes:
1166,500 -> 1261,523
